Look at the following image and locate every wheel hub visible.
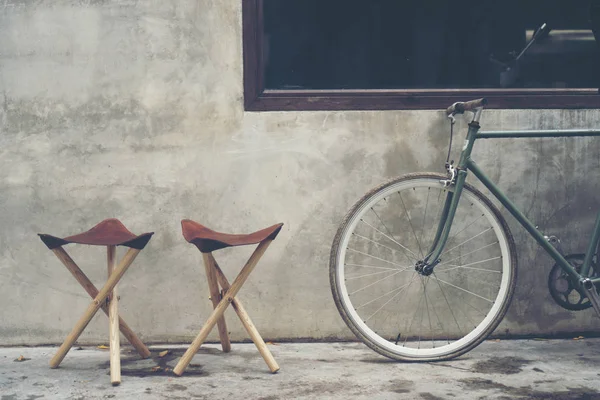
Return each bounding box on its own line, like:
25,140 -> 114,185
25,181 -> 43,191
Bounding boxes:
415,260 -> 434,276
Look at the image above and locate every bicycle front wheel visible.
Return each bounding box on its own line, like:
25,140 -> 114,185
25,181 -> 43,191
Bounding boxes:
330,173 -> 517,361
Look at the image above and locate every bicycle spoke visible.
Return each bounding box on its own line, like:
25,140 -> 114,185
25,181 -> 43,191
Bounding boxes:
437,256 -> 502,273
436,265 -> 502,274
425,189 -> 447,252
446,213 -> 485,246
441,242 -> 499,265
432,275 -> 494,303
426,281 -> 450,345
419,188 -> 431,248
360,218 -> 419,262
404,278 -> 426,345
349,269 -> 408,295
449,275 -> 495,329
458,275 -> 501,289
453,293 -> 481,331
346,247 -> 410,268
420,277 -> 434,348
432,272 -> 463,336
345,263 -> 399,271
462,298 -> 491,317
398,192 -> 424,257
418,283 -> 425,348
441,227 -> 493,257
371,206 -> 419,263
352,233 -> 414,257
355,278 -> 417,310
346,269 -> 403,281
392,272 -> 419,342
365,274 -> 417,322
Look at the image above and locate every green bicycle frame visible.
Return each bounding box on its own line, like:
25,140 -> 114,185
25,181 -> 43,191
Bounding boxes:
425,119 -> 600,287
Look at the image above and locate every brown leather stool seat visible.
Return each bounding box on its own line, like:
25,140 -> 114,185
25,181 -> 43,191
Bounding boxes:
39,218 -> 153,249
181,219 -> 282,252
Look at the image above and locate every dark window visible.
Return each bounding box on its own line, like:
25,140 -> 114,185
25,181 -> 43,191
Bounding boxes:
243,0 -> 600,110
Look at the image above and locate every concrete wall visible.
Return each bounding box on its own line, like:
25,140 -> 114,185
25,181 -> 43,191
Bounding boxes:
1,0 -> 600,345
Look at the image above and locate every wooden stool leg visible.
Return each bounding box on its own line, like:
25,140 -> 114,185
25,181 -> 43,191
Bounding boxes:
173,240 -> 272,376
107,246 -> 121,386
51,247 -> 151,359
211,254 -> 279,373
50,248 -> 141,369
203,253 -> 231,353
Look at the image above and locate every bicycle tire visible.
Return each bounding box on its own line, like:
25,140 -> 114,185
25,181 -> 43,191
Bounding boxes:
330,173 -> 517,361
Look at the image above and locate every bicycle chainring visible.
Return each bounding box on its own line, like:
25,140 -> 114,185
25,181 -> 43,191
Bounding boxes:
548,254 -> 599,311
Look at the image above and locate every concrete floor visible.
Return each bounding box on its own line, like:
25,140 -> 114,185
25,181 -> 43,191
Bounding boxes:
1,340 -> 600,400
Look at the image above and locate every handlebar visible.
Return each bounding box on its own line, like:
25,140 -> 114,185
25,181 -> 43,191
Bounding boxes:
446,98 -> 488,116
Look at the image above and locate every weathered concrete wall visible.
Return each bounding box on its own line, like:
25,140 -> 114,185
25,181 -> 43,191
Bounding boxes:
1,0 -> 599,345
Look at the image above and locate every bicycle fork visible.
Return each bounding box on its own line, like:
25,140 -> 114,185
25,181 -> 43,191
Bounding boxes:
418,168 -> 469,274
418,125 -> 481,276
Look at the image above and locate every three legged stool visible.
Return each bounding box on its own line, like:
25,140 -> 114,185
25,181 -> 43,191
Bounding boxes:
173,219 -> 283,376
38,219 -> 154,386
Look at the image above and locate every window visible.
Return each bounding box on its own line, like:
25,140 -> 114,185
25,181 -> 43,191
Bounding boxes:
243,0 -> 600,110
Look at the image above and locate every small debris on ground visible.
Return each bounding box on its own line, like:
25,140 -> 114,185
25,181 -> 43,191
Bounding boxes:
158,350 -> 169,357
573,336 -> 585,340
14,355 -> 30,362
97,345 -> 109,349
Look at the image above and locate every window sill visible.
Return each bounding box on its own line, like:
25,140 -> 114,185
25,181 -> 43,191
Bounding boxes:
245,89 -> 600,112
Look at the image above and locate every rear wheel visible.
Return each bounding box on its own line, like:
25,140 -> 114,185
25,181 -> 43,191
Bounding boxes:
330,173 -> 517,361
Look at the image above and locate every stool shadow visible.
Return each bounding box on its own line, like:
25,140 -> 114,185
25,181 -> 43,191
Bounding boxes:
100,347 -> 219,377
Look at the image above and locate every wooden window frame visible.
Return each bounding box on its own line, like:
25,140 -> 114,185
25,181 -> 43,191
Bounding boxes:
243,0 -> 600,111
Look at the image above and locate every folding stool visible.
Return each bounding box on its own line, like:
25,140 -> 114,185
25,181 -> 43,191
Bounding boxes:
173,219 -> 283,376
39,219 -> 153,385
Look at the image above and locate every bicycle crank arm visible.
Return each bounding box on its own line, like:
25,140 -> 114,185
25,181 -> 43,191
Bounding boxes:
582,279 -> 600,318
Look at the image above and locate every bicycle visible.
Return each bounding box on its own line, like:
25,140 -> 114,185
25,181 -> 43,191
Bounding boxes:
329,98 -> 600,361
